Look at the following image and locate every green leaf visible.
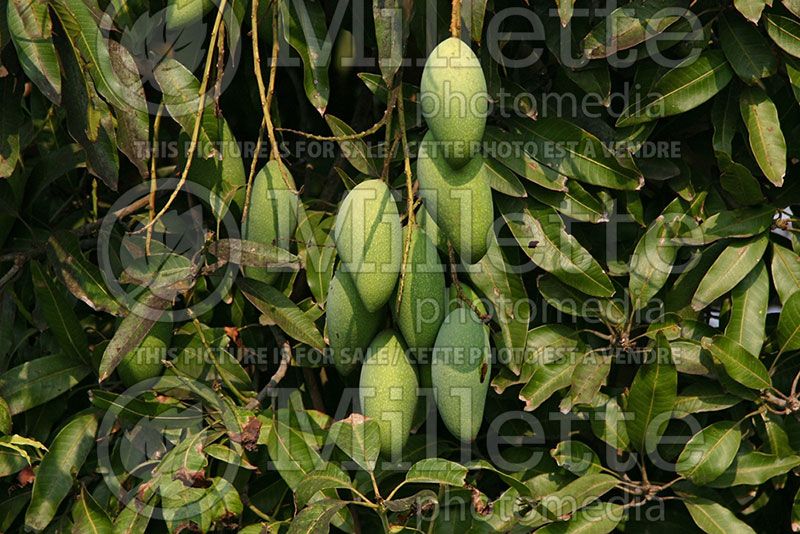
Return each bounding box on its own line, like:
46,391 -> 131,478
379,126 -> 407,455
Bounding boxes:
537,275 -> 626,324
208,238 -> 301,270
72,486 -> 112,534
154,58 -> 246,217
49,0 -> 143,127
677,421 -> 742,485
765,14 -> 800,58
739,86 -> 786,186
674,381 -> 741,414
47,231 -> 124,316
280,0 -> 330,114
467,237 -> 530,374
325,115 -> 378,176
566,351 -> 612,409
286,500 -> 347,534
777,290 -> 800,353
238,277 -> 325,351
701,335 -> 771,390
626,334 -> 676,454
691,234 -> 768,311
683,495 -> 756,534
707,451 -> 800,487
735,0 -> 766,23
719,11 -> 777,85
31,260 -> 91,365
617,50 -> 733,127
771,243 -> 800,304
498,197 -> 614,297
516,325 -> 583,411
0,77 -> 23,178
535,501 -> 624,534
373,0 -> 411,84
107,40 -> 150,179
590,396 -> 630,450
484,128 -> 568,192
551,440 -> 602,476
7,0 -> 61,104
295,463 -> 353,507
25,413 -> 99,531
724,261 -> 768,356
0,354 -> 91,415
556,0 -> 574,27
328,413 -> 380,472
526,180 -> 611,224
628,214 -> 680,311
691,206 -> 775,245
485,158 -> 527,198
405,458 -> 468,487
57,33 -> 119,189
581,0 -> 690,59
465,460 -> 532,497
510,116 -> 643,190
538,473 -> 619,519
99,292 -> 171,382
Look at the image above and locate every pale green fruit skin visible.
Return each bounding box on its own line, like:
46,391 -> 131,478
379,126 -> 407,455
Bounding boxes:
326,269 -> 384,376
431,307 -> 491,442
393,226 -> 446,354
420,37 -> 488,169
359,330 -> 419,457
117,321 -> 173,387
416,132 -> 493,264
242,161 -> 298,285
334,180 -> 402,311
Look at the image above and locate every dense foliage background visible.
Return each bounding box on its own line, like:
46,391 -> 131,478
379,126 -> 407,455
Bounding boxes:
4,0 -> 800,532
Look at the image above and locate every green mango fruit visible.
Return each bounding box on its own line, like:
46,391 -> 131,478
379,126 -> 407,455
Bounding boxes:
359,330 -> 418,457
117,320 -> 173,387
242,160 -> 298,285
393,225 -> 446,355
416,131 -> 493,264
334,179 -> 402,311
431,307 -> 491,442
326,268 -> 384,375
420,37 -> 488,169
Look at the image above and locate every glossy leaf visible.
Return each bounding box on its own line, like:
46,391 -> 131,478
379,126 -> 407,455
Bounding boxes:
626,334 -> 676,454
719,11 -> 777,85
739,86 -> 786,186
25,413 -> 98,531
617,51 -> 733,127
777,291 -> 800,353
701,335 -> 771,390
498,197 -> 614,297
724,261 -> 768,356
238,278 -> 325,351
677,421 -> 742,485
7,0 -> 61,104
691,234 -> 768,311
280,0 -> 331,114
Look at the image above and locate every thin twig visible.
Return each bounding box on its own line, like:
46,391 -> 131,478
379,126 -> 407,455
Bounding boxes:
138,0 -> 229,235
146,101 -> 165,256
248,327 -> 293,410
275,106 -> 393,142
449,0 -> 462,38
394,88 -> 417,316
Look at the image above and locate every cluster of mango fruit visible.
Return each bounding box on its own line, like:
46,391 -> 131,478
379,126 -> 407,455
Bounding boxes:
325,37 -> 495,456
